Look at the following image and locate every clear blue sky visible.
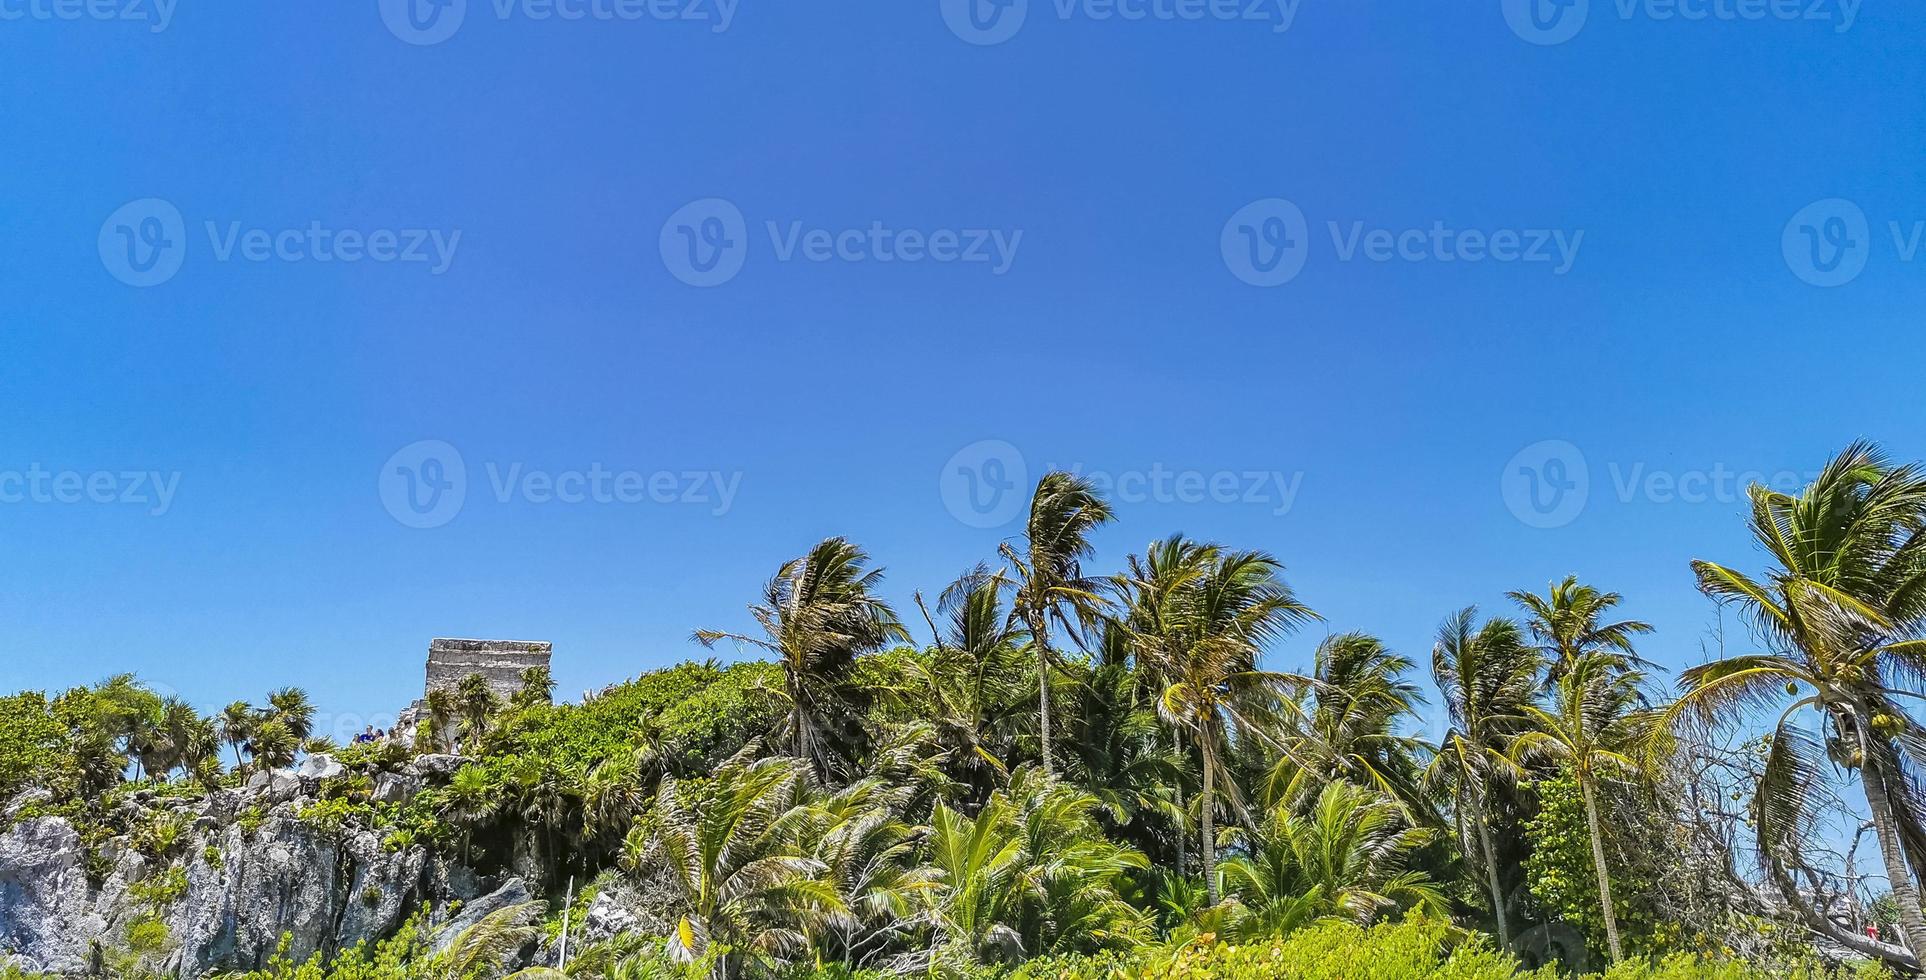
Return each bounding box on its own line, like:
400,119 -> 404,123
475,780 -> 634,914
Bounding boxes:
2,1 -> 1922,738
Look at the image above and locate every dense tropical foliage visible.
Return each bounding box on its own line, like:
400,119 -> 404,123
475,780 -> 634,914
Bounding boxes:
8,442 -> 1926,979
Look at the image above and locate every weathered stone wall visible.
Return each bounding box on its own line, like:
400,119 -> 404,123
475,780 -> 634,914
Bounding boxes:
424,638 -> 551,702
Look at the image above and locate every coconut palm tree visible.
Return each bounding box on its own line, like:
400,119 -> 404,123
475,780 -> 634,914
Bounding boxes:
924,767 -> 1147,967
1266,633 -> 1429,819
1220,781 -> 1447,938
902,565 -> 1031,802
1123,538 -> 1318,904
633,750 -> 838,977
1426,609 -> 1537,949
1510,653 -> 1648,964
696,537 -> 906,780
1001,473 -> 1115,777
1663,443 -> 1926,958
1509,576 -> 1654,679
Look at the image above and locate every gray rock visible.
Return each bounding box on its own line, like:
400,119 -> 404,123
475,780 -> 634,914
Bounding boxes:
0,812 -> 439,977
296,754 -> 347,782
430,878 -> 532,957
409,755 -> 472,780
372,773 -> 421,805
243,770 -> 302,804
2,789 -> 53,819
0,818 -> 109,976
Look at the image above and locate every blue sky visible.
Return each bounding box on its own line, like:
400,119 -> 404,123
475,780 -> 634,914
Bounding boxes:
2,0 -> 1922,738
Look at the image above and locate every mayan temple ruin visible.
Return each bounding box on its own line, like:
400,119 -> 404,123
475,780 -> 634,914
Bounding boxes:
422,637 -> 552,701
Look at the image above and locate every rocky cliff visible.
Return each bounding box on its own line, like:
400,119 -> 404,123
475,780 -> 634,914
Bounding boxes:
0,761 -> 493,977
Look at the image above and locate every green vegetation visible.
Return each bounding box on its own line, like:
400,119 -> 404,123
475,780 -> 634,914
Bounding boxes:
8,441 -> 1926,978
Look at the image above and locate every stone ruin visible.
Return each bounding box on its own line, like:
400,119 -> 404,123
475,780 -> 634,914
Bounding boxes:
392,638 -> 553,738
423,637 -> 552,702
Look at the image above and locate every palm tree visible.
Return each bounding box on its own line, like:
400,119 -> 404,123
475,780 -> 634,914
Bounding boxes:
793,777 -> 935,968
1001,472 -> 1115,777
266,687 -> 315,743
632,750 -> 836,977
696,537 -> 906,779
424,687 -> 458,753
513,665 -> 556,711
924,767 -> 1147,967
1664,443 -> 1926,958
1220,781 -> 1447,938
454,674 -> 501,753
1123,538 -> 1318,904
1510,653 -> 1647,964
902,565 -> 1031,801
1509,576 -> 1654,678
1426,609 -> 1537,949
1266,633 -> 1429,819
219,701 -> 255,769
249,717 -> 298,769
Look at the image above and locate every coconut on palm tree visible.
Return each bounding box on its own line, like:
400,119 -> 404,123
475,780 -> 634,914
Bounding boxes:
696,537 -> 906,780
1663,442 -> 1926,962
1001,472 -> 1115,777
